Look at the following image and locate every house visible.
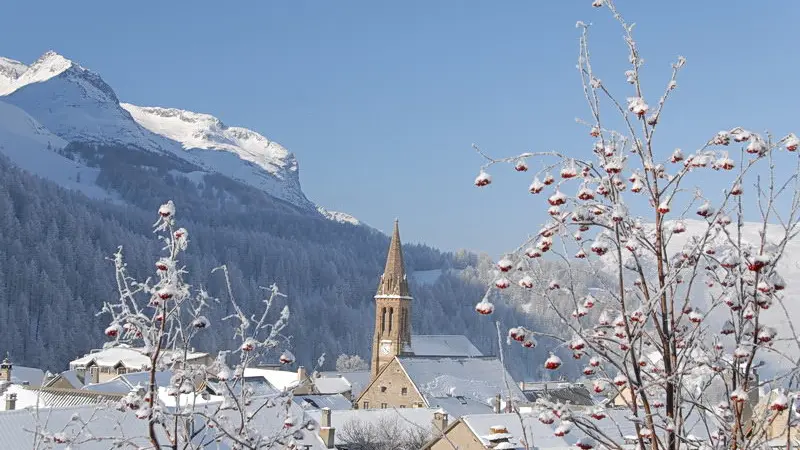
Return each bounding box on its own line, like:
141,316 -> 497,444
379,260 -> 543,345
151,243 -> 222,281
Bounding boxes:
68,345 -> 212,383
357,221 -> 521,414
358,355 -> 525,413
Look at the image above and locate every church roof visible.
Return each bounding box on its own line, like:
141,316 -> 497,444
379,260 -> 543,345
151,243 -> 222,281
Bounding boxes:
397,356 -> 525,409
375,220 -> 410,298
408,335 -> 483,358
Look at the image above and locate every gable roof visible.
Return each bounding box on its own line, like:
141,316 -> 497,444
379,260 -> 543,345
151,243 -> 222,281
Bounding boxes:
408,335 -> 483,357
397,356 -> 524,409
43,369 -> 86,389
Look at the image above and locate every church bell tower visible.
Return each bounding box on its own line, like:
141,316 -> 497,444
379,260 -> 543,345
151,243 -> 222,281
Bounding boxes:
371,220 -> 412,378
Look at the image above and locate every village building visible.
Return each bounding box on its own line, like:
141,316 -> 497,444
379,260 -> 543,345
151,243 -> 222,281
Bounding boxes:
355,221 -> 525,414
68,345 -> 212,383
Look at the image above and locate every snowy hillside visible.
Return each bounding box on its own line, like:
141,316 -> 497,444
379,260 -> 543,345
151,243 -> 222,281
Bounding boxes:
0,100 -> 112,201
0,51 -> 315,210
668,220 -> 800,359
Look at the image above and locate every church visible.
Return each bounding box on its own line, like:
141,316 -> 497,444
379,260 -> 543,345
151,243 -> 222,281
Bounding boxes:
355,221 -> 525,414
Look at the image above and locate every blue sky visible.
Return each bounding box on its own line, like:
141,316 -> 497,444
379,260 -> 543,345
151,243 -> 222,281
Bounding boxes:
2,1 -> 799,257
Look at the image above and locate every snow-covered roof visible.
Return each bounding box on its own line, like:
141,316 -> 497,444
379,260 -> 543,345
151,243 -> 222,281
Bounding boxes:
306,407 -> 439,446
408,335 -> 483,357
521,382 -> 595,407
5,365 -> 45,386
0,384 -> 124,411
320,370 -> 372,399
313,375 -> 352,395
70,346 -> 208,370
294,394 -> 353,411
461,413 -> 572,450
0,399 -> 326,449
426,395 -> 494,418
243,367 -> 300,392
397,356 -> 524,408
82,371 -> 175,394
0,404 -> 162,448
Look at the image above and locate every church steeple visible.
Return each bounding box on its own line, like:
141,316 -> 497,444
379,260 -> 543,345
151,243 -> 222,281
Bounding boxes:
376,220 -> 410,298
371,220 -> 413,378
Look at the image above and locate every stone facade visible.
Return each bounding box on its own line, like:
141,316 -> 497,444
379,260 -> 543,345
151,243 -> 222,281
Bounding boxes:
357,358 -> 423,410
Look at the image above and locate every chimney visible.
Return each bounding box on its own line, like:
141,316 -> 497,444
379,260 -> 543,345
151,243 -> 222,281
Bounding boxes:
433,410 -> 449,432
90,367 -> 100,384
319,408 -> 336,449
0,356 -> 12,382
5,393 -> 16,411
493,393 -> 501,414
298,366 -> 307,383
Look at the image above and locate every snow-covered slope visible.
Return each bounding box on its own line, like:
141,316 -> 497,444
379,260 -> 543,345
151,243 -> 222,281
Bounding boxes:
0,51 -> 313,210
120,104 -> 309,208
0,57 -> 27,94
0,100 -> 113,200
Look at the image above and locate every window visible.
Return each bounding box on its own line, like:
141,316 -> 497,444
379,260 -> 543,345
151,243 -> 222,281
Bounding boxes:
380,386 -> 387,393
401,387 -> 408,396
388,308 -> 394,332
456,395 -> 468,405
381,403 -> 388,409
363,401 -> 369,409
400,405 -> 406,408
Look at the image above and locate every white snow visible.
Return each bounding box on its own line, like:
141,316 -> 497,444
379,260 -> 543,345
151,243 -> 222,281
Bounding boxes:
0,100 -> 113,201
316,206 -> 361,225
120,104 -> 294,178
0,57 -> 27,94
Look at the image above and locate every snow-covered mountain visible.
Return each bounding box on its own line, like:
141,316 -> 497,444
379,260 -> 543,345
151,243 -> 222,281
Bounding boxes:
0,50 -> 332,213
